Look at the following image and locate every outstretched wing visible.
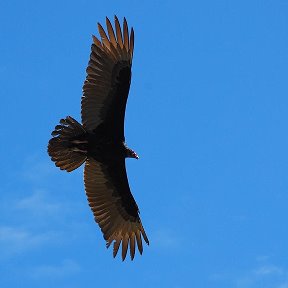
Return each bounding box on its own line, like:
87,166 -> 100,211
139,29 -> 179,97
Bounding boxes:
84,158 -> 149,260
81,16 -> 134,140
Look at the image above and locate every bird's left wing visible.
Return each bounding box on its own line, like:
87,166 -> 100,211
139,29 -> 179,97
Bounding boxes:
84,158 -> 149,260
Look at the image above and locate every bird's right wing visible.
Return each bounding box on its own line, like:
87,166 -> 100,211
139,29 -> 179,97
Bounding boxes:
81,16 -> 134,140
84,158 -> 149,260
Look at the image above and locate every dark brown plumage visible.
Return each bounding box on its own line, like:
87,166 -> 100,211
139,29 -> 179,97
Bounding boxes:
48,16 -> 149,261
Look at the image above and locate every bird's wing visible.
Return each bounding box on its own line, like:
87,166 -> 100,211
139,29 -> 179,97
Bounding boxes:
84,157 -> 149,260
81,16 -> 134,140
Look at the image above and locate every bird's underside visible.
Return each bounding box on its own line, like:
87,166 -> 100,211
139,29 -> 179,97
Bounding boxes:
47,16 -> 149,261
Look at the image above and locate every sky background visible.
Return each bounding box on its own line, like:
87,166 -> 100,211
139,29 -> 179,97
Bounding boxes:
1,0 -> 288,287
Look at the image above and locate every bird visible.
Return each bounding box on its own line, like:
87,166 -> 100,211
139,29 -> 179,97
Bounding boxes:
47,16 -> 149,261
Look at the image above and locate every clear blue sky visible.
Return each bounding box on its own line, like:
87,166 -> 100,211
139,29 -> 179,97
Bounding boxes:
1,0 -> 288,287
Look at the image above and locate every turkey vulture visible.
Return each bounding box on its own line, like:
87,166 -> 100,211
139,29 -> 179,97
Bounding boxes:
48,16 -> 149,261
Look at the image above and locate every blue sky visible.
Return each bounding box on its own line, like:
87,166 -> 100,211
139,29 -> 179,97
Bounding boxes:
1,0 -> 288,287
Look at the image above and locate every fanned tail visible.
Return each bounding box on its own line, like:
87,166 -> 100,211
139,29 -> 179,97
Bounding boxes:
48,116 -> 87,172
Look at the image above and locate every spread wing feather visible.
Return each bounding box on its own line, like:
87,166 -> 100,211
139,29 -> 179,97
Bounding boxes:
81,16 -> 135,140
84,158 -> 149,260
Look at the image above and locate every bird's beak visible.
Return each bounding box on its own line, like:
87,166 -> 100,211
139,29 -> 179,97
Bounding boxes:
134,152 -> 139,160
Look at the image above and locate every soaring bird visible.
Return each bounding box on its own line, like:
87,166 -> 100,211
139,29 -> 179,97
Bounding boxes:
48,16 -> 149,261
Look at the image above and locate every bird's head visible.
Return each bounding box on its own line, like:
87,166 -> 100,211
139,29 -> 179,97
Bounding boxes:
130,150 -> 139,160
124,145 -> 139,159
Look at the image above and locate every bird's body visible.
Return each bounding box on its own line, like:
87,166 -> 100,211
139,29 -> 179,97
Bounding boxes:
48,16 -> 148,261
70,132 -> 125,160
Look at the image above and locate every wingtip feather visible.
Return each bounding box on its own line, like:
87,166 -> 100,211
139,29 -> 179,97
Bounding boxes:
106,16 -> 117,47
123,17 -> 129,51
113,238 -> 121,258
114,15 -> 123,48
122,233 -> 129,261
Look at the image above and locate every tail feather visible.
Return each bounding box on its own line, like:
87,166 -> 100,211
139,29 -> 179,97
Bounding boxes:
48,116 -> 87,172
